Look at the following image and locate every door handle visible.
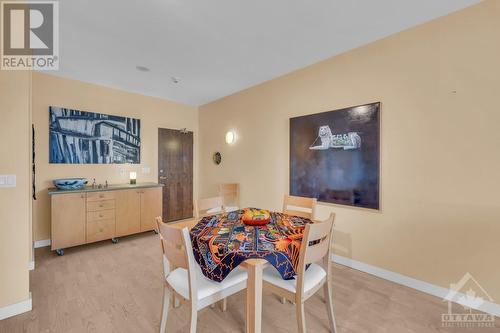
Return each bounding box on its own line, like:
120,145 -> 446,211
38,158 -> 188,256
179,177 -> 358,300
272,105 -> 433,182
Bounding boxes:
159,176 -> 167,180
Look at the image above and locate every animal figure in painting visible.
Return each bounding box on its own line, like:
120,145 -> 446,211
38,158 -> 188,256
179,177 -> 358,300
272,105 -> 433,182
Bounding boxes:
309,125 -> 361,150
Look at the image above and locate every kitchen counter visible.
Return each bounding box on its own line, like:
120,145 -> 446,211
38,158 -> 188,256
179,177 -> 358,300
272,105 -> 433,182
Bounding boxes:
48,182 -> 163,195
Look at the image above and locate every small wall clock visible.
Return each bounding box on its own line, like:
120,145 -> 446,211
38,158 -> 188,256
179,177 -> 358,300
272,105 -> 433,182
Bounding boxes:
213,152 -> 222,165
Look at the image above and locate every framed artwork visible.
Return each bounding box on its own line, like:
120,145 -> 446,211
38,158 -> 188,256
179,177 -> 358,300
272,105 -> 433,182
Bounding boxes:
49,106 -> 141,164
290,102 -> 380,209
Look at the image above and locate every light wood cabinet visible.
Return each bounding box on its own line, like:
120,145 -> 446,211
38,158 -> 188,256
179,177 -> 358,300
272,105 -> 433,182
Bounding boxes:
87,191 -> 115,201
87,199 -> 115,211
50,184 -> 162,255
51,192 -> 86,250
115,189 -> 141,237
140,187 -> 162,231
87,219 -> 115,243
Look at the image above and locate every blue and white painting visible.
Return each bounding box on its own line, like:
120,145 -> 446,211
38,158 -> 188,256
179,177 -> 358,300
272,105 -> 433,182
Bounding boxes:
49,106 -> 141,164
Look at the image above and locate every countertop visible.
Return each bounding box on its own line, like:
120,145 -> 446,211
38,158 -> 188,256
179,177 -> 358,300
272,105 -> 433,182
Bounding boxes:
48,182 -> 163,195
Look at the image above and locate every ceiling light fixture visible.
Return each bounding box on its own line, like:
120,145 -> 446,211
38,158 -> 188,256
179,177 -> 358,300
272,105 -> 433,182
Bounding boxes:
171,76 -> 181,84
136,65 -> 150,72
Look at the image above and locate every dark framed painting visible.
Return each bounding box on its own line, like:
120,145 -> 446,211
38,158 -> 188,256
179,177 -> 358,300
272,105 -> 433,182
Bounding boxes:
49,106 -> 141,164
290,102 -> 380,209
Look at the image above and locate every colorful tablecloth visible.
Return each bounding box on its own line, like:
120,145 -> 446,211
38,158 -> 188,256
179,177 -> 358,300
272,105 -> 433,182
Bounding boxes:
190,209 -> 313,282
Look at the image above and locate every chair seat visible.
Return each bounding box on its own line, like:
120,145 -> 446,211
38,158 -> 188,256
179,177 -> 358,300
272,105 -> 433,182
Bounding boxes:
225,206 -> 239,213
206,207 -> 224,215
167,265 -> 247,301
263,263 -> 326,293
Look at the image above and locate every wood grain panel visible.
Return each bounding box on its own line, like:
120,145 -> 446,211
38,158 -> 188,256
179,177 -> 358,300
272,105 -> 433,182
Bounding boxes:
158,128 -> 193,222
87,199 -> 115,212
87,191 -> 115,202
87,209 -> 115,222
115,189 -> 141,237
51,193 -> 86,250
86,219 -> 115,243
140,187 -> 162,231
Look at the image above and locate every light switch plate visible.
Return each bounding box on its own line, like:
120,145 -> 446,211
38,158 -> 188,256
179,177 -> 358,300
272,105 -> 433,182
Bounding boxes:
0,174 -> 16,188
142,166 -> 151,174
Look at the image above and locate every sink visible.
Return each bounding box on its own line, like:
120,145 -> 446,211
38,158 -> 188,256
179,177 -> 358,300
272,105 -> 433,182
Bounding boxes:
53,178 -> 88,190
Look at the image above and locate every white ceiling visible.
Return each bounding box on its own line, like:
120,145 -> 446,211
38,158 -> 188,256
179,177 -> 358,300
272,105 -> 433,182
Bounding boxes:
51,0 -> 481,106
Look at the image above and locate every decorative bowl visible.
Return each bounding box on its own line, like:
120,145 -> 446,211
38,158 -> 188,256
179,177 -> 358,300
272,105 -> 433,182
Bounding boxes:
242,208 -> 271,226
53,178 -> 88,190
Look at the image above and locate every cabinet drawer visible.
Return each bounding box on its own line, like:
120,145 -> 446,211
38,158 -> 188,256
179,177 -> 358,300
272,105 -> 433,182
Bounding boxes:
87,219 -> 115,243
87,209 -> 115,222
87,199 -> 115,212
87,191 -> 115,202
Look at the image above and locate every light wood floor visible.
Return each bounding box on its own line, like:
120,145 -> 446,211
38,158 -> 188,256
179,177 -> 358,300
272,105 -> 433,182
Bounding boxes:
1,232 -> 498,333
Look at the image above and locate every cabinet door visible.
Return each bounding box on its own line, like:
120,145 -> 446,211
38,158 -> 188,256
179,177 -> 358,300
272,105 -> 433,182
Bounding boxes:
115,189 -> 141,237
51,193 -> 86,250
140,187 -> 162,231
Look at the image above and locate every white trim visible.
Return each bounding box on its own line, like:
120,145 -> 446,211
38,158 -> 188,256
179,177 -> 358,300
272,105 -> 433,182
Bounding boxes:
34,239 -> 51,248
0,293 -> 32,320
332,254 -> 500,317
28,261 -> 34,271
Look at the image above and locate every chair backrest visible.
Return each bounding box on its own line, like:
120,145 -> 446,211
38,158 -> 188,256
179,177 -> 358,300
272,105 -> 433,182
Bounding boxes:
156,216 -> 198,302
194,196 -> 224,218
295,213 -> 335,296
283,195 -> 317,219
156,216 -> 188,270
218,183 -> 239,208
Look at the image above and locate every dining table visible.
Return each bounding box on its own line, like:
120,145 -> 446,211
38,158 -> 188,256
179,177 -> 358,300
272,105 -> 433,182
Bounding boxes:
171,209 -> 313,333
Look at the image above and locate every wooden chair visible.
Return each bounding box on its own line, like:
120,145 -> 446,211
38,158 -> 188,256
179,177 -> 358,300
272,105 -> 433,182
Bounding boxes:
193,196 -> 224,219
218,183 -> 240,213
262,213 -> 337,333
283,195 -> 317,219
156,217 -> 248,333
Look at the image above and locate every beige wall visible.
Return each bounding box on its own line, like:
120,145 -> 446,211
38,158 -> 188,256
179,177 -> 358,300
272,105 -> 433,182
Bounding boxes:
199,0 -> 500,300
32,73 -> 198,241
0,70 -> 31,308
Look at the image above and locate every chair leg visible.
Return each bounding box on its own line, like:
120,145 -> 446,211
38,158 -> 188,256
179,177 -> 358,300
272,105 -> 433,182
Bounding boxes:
296,301 -> 306,333
189,305 -> 197,333
324,283 -> 338,333
210,303 -> 215,309
160,286 -> 170,333
221,298 -> 227,312
280,297 -> 286,304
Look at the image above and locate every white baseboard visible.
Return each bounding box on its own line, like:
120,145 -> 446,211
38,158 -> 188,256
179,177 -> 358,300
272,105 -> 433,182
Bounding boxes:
332,254 -> 500,317
0,293 -> 32,320
28,261 -> 34,271
34,239 -> 50,248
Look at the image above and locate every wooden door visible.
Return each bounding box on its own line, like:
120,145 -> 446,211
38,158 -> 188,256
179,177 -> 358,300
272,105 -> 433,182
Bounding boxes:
51,193 -> 86,250
140,187 -> 162,231
115,189 -> 141,237
158,128 -> 193,222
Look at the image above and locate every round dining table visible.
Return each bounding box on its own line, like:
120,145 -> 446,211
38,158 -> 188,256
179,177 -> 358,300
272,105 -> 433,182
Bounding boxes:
179,209 -> 313,333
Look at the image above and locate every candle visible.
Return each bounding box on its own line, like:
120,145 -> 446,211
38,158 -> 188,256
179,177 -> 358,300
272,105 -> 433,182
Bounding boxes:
129,171 -> 137,185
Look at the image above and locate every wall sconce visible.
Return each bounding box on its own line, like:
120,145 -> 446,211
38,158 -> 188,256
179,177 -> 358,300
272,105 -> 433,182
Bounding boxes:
225,131 -> 235,145
129,171 -> 137,185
